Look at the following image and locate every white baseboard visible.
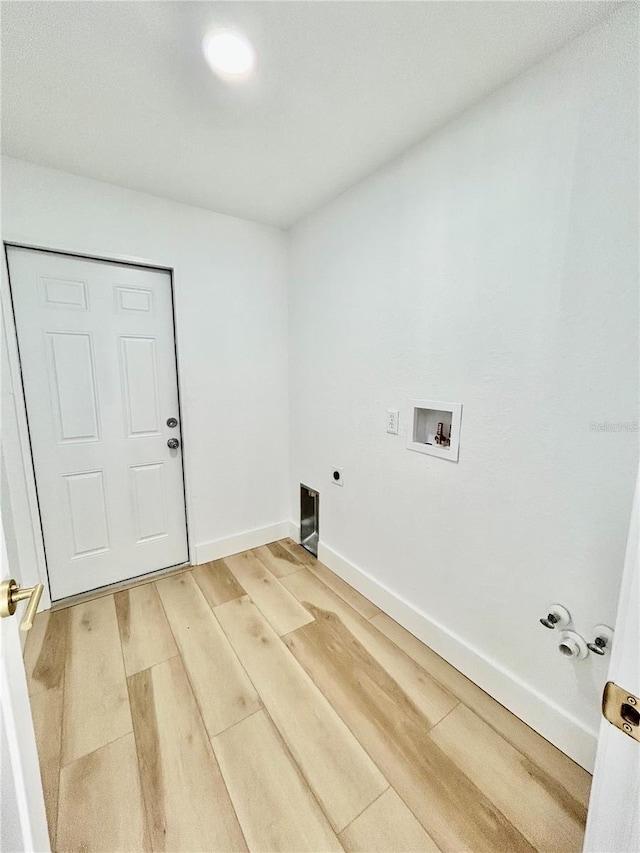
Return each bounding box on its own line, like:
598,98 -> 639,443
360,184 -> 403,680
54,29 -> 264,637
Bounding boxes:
316,539 -> 598,772
195,521 -> 291,565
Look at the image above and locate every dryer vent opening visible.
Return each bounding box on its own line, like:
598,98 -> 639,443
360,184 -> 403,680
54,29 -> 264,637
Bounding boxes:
300,484 -> 319,557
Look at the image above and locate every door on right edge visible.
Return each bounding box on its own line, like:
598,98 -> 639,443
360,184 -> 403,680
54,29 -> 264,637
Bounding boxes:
584,469 -> 639,851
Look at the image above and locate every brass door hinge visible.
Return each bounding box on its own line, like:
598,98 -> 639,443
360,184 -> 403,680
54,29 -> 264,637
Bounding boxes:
602,682 -> 640,743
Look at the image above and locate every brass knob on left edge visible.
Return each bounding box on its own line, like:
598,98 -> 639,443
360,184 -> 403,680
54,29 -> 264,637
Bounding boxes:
0,579 -> 44,631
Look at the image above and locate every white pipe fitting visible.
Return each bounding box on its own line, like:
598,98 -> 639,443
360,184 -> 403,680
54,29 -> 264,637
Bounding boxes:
557,630 -> 589,660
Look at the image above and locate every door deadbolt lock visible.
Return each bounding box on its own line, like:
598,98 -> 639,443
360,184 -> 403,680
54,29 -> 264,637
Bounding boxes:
167,438 -> 180,450
602,682 -> 640,743
166,417 -> 178,428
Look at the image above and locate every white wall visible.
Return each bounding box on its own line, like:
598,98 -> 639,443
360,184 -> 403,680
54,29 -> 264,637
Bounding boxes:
1,156 -> 290,580
288,7 -> 639,769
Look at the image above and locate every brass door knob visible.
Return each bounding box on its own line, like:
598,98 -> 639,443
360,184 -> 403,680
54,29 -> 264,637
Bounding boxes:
0,579 -> 44,631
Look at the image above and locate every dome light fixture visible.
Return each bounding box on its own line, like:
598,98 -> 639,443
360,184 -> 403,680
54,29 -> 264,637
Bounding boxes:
203,30 -> 255,79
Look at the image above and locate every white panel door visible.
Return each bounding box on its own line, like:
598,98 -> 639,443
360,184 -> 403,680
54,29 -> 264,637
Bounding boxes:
6,247 -> 188,600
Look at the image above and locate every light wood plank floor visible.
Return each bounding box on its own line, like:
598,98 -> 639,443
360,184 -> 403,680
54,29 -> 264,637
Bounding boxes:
24,540 -> 591,852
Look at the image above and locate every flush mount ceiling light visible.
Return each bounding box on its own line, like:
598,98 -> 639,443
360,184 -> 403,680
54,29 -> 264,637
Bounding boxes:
203,30 -> 255,79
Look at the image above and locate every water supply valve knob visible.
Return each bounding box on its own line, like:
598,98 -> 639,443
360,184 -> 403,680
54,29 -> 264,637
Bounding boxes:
539,604 -> 571,630
587,624 -> 613,656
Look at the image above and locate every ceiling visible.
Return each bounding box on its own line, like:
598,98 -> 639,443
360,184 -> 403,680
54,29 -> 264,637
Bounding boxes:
1,1 -> 621,228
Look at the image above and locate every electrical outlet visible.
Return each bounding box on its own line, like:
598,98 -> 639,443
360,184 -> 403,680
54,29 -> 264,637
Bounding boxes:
386,409 -> 399,435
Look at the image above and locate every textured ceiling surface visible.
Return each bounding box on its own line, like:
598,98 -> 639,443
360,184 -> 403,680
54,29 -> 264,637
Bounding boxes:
1,1 -> 621,226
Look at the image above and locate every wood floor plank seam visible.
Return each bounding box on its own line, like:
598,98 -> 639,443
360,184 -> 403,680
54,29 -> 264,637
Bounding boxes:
155,574 -> 261,738
425,699 -> 460,732
154,575 -> 270,747
56,730 -> 149,851
368,614 -> 499,720
115,584 -> 179,676
339,787 -> 442,853
251,542 -> 306,579
279,538 -> 318,568
147,576 -> 386,851
154,576 -> 238,742
224,551 -> 314,636
226,673 -> 390,852
253,697 -> 367,848
188,693 -> 266,743
334,785 -> 391,837
126,656 -> 249,852
193,640 -> 352,853
210,627 -> 391,850
60,728 -> 134,770
61,597 -> 134,768
189,564 -> 347,775
253,705 -> 356,849
60,593 -> 131,784
283,616 -> 463,793
59,728 -> 142,772
196,600 -> 375,848
193,559 -> 247,609
212,707 -> 346,852
151,568 -> 270,853
281,569 -> 458,729
304,562 -> 381,621
214,595 -> 388,833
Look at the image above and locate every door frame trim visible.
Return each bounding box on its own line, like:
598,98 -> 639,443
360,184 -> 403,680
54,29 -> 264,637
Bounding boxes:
2,241 -> 195,605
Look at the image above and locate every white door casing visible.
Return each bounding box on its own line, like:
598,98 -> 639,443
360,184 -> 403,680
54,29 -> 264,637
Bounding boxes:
584,468 -> 639,852
6,247 -> 189,600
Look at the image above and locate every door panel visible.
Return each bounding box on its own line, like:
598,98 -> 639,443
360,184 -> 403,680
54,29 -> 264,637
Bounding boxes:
64,470 -> 110,559
6,247 -> 188,600
42,275 -> 88,311
47,332 -> 101,442
130,463 -> 168,543
115,284 -> 153,314
119,336 -> 161,437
